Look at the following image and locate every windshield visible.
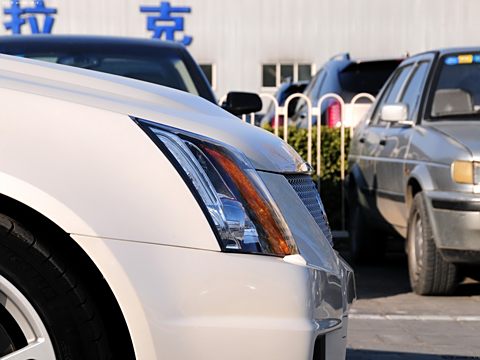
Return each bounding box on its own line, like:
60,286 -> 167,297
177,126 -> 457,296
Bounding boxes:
429,54 -> 480,120
0,40 -> 216,103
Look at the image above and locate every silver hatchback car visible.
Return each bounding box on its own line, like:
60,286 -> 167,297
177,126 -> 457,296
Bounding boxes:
348,48 -> 480,295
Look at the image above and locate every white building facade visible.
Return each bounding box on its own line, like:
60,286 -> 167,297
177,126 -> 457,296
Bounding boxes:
1,0 -> 480,97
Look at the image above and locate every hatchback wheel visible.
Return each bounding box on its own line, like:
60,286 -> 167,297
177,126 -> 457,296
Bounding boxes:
407,193 -> 459,295
0,215 -> 112,359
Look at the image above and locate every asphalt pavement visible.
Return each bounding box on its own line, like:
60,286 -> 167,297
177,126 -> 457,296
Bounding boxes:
342,251 -> 480,360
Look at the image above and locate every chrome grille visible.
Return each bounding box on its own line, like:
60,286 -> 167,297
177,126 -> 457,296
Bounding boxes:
284,174 -> 333,245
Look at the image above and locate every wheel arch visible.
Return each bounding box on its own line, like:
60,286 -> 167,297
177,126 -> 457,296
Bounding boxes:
406,177 -> 422,214
405,164 -> 436,213
0,192 -> 136,359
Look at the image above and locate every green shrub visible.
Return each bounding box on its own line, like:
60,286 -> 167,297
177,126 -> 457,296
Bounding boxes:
263,125 -> 350,229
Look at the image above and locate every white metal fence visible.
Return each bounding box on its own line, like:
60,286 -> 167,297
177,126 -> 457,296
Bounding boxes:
220,92 -> 375,232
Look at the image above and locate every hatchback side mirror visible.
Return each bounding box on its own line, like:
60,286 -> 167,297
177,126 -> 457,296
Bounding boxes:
381,104 -> 408,122
222,92 -> 262,115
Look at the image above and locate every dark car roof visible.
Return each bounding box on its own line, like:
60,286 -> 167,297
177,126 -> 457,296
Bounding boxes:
0,34 -> 186,51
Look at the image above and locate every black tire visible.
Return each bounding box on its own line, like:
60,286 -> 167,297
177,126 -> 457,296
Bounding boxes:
407,193 -> 459,295
349,200 -> 386,263
0,214 -> 112,359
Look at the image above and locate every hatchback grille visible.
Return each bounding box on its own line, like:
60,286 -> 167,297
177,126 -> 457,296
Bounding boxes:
284,174 -> 333,245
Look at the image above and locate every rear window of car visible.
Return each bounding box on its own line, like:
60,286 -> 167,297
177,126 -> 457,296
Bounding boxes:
0,41 -> 217,103
277,83 -> 308,105
428,53 -> 480,119
338,60 -> 401,96
19,53 -> 200,96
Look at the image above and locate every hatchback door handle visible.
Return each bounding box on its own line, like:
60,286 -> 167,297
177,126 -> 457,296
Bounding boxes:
379,139 -> 386,146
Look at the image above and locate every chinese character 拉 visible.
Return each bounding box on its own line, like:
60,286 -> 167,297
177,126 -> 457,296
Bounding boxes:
4,0 -> 57,34
140,1 -> 193,46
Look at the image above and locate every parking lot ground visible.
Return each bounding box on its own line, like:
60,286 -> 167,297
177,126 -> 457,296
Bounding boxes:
343,252 -> 480,359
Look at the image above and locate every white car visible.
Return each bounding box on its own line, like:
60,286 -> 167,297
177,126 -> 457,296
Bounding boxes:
0,55 -> 355,360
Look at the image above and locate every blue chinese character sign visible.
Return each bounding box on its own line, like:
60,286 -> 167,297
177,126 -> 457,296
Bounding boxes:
4,0 -> 57,34
140,1 -> 193,46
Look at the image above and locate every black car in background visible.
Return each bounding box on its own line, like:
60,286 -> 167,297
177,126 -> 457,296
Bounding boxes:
0,35 -> 261,115
292,53 -> 402,127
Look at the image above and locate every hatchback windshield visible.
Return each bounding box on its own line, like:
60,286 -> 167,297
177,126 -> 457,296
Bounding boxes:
429,54 -> 480,119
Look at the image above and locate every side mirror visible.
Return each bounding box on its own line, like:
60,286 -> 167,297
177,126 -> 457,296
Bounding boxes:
381,104 -> 408,122
222,92 -> 262,115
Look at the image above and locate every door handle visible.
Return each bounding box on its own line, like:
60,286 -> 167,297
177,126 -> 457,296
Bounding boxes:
379,139 -> 386,146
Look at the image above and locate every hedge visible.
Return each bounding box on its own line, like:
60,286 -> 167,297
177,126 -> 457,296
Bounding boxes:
263,125 -> 350,229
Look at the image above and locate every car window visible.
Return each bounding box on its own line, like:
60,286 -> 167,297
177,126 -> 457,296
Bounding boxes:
370,64 -> 413,126
399,61 -> 430,120
0,44 -> 218,102
383,65 -> 413,104
311,70 -> 327,103
27,54 -> 200,96
428,53 -> 480,120
295,71 -> 322,114
337,60 -> 400,100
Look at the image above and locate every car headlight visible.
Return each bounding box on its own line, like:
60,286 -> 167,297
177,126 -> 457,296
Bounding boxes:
136,119 -> 298,256
452,160 -> 480,184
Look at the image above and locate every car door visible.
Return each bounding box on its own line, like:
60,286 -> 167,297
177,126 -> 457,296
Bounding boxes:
375,55 -> 434,230
353,64 -> 414,218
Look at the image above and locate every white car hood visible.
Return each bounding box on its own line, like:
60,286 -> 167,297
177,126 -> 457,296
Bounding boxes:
0,54 -> 305,173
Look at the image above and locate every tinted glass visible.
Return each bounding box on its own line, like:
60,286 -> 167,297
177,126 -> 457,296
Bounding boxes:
295,70 -> 321,114
278,83 -> 307,105
338,60 -> 400,99
400,62 -> 429,119
262,64 -> 276,87
429,54 -> 480,119
28,54 -> 200,95
0,42 -> 217,102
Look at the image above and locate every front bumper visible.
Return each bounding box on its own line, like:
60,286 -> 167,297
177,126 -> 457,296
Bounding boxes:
74,235 -> 354,360
425,190 -> 480,263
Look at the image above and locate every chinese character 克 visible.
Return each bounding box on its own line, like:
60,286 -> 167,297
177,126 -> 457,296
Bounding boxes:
140,1 -> 192,46
3,0 -> 57,34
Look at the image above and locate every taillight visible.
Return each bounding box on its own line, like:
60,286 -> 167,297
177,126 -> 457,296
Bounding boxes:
269,114 -> 284,128
327,100 -> 342,128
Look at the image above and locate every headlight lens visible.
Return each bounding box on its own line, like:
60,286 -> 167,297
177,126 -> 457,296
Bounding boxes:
452,160 -> 480,184
139,120 -> 298,256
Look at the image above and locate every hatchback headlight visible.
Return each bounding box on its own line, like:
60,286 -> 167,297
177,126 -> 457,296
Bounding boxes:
452,160 -> 480,184
137,119 -> 298,256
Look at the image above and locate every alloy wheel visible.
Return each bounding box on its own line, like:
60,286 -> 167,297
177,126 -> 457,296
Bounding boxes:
0,274 -> 56,360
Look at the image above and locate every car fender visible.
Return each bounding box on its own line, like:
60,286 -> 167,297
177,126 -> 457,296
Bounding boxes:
405,163 -> 436,198
0,88 -> 219,250
0,90 -> 220,358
